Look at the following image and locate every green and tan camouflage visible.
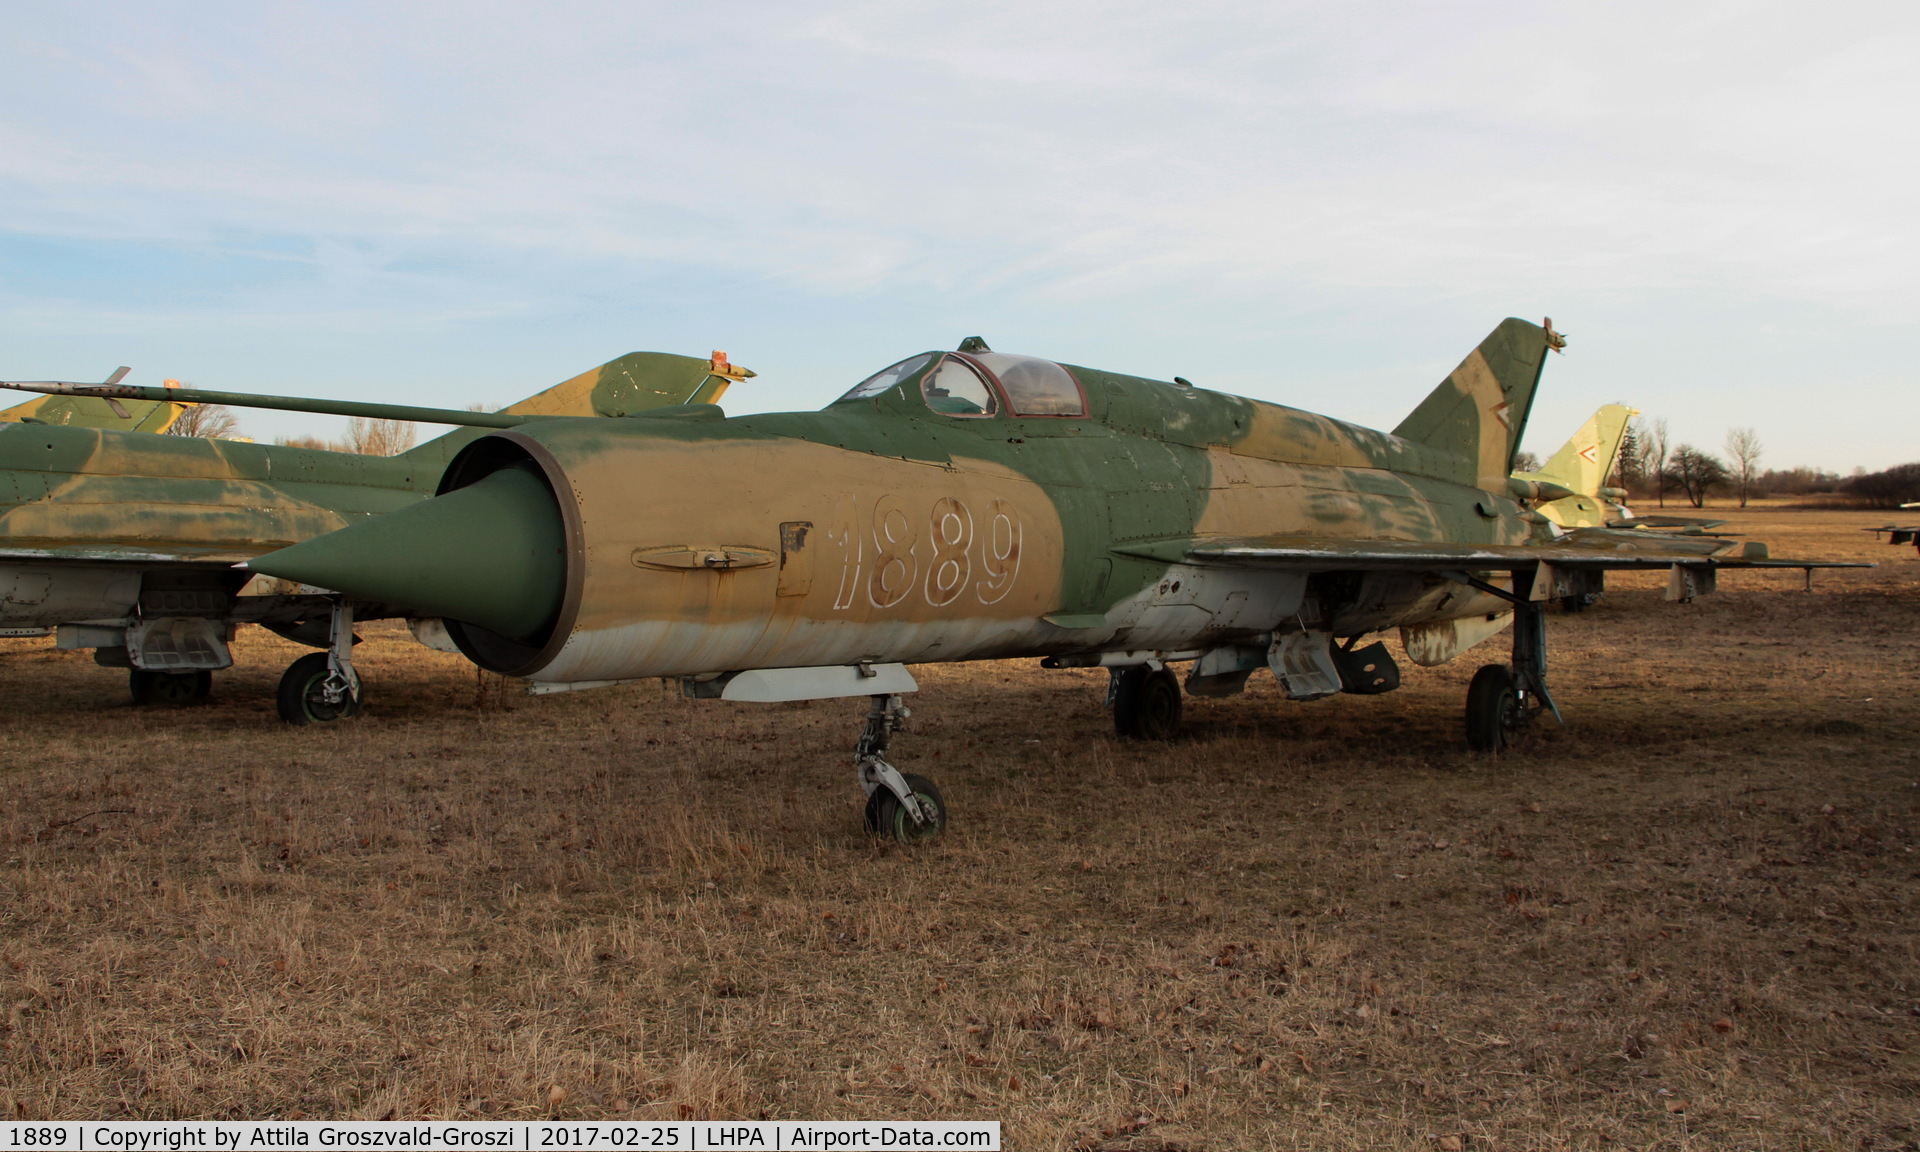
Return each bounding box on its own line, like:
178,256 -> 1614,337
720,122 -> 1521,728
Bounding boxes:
253,320 -> 1848,715
0,390 -> 184,434
243,318 -> 1861,834
0,351 -> 747,711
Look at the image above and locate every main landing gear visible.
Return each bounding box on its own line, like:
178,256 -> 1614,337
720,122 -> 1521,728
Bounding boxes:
1110,664 -> 1182,740
276,600 -> 363,725
855,693 -> 947,845
128,668 -> 212,706
1465,594 -> 1562,753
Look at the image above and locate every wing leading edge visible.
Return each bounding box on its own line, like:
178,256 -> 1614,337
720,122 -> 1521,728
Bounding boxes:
1113,528 -> 1866,574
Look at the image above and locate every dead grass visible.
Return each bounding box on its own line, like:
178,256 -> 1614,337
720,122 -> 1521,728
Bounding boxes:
1,508 -> 1916,1149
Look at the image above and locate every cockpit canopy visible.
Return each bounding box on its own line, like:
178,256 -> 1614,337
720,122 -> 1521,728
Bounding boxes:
835,351 -> 1087,418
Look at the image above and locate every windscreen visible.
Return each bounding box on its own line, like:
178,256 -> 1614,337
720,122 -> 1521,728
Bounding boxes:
836,353 -> 935,403
921,356 -> 999,416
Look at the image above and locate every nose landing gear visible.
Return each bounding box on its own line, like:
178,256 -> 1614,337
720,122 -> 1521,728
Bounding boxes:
855,693 -> 947,844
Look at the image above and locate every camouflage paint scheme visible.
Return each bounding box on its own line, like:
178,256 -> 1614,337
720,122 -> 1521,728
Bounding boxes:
255,319 -> 1805,693
0,392 -> 183,435
0,353 -> 743,648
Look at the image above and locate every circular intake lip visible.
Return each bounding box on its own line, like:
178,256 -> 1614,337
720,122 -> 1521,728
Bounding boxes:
438,430 -> 585,678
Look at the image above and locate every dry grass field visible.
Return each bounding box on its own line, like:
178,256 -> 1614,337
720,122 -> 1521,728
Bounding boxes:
2,509 -> 1916,1149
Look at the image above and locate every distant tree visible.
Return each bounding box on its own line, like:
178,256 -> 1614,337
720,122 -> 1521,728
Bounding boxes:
165,403 -> 241,440
1644,417 -> 1672,506
1724,427 -> 1763,508
340,417 -> 416,456
1844,462 -> 1920,508
1667,445 -> 1729,508
274,434 -> 335,451
1614,421 -> 1642,490
1754,466 -> 1841,496
1511,450 -> 1541,473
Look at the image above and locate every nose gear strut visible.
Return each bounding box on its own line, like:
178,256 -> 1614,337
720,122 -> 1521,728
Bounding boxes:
854,693 -> 947,844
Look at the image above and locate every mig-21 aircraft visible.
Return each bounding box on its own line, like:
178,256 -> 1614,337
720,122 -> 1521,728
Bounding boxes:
0,352 -> 748,719
236,318 -> 1857,842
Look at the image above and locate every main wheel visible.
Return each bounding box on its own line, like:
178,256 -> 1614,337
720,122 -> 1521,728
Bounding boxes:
868,773 -> 948,846
276,652 -> 363,725
128,669 -> 212,706
1113,665 -> 1182,740
1465,664 -> 1524,752
1559,593 -> 1596,613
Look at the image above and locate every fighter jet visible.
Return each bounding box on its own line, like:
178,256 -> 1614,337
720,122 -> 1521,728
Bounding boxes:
244,319 -> 1854,841
0,352 -> 748,719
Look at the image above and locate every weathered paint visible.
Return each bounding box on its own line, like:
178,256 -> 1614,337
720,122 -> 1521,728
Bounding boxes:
257,320 -> 1587,684
0,393 -> 183,434
0,352 -> 740,630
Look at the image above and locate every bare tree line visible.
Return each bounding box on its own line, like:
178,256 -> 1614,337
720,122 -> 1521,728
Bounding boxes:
1610,417 -> 1915,508
1611,417 -> 1764,508
164,402 -> 417,457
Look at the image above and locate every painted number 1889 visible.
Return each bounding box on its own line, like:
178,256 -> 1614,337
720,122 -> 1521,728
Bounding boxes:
827,495 -> 1021,611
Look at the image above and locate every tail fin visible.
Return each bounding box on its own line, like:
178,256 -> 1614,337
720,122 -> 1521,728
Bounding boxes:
1391,318 -> 1561,491
499,351 -> 750,419
1525,403 -> 1637,497
0,393 -> 183,433
402,351 -> 754,458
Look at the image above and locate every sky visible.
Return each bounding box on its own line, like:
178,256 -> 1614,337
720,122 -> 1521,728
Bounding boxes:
1,0 -> 1914,469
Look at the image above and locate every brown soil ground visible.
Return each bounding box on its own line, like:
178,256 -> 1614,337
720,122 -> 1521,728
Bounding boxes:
2,509 -> 1915,1149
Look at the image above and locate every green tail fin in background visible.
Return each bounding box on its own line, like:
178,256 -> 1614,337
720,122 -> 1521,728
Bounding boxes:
401,351 -> 755,460
0,393 -> 183,433
1391,318 -> 1561,491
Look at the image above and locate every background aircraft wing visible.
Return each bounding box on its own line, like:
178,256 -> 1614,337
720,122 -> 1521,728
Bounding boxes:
1608,514 -> 1729,531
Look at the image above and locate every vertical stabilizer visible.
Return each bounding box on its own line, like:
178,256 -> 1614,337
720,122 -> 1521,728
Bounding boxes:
400,351 -> 755,460
1529,403 -> 1637,497
1391,318 -> 1561,491
0,393 -> 183,433
499,351 -> 751,420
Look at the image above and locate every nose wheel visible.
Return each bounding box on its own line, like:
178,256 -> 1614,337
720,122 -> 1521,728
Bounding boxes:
864,772 -> 948,845
854,694 -> 947,844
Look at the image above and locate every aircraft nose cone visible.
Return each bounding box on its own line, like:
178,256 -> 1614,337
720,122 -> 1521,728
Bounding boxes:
250,465 -> 566,643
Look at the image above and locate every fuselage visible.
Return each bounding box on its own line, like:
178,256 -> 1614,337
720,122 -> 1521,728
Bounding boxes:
407,351 -> 1540,683
0,422 -> 469,629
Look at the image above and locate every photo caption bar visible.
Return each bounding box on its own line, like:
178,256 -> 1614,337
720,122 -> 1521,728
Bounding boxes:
0,1123 -> 999,1152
